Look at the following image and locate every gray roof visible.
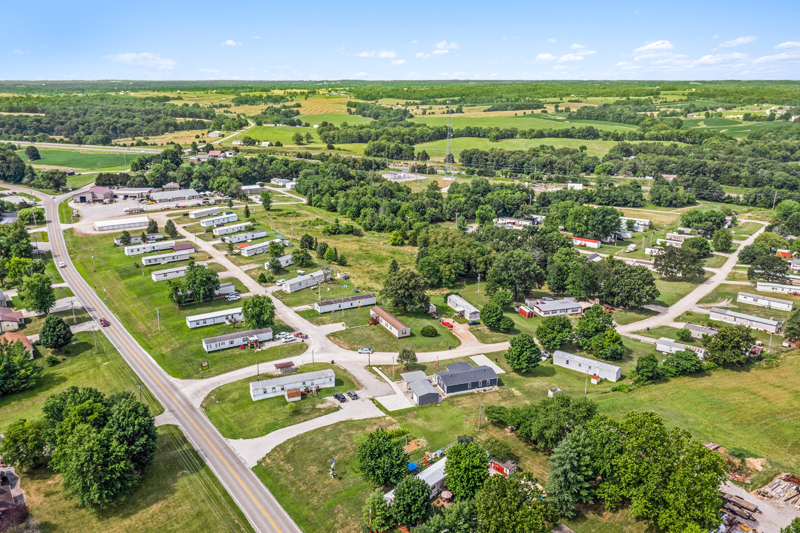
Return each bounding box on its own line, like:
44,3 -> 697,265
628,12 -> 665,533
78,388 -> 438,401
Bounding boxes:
738,292 -> 792,305
0,291 -> 6,302
435,364 -> 498,387
528,298 -> 581,312
150,188 -> 199,201
710,307 -> 779,326
553,350 -> 622,373
409,379 -> 439,398
657,337 -> 691,351
684,324 -> 718,334
445,362 -> 473,372
249,369 -> 335,391
400,370 -> 428,383
203,328 -> 272,345
317,293 -> 376,307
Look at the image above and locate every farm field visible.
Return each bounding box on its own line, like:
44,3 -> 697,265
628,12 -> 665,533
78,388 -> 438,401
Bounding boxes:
297,112 -> 373,126
16,149 -> 130,171
225,125 -> 324,146
416,137 -> 617,159
408,112 -> 638,132
202,363 -> 359,439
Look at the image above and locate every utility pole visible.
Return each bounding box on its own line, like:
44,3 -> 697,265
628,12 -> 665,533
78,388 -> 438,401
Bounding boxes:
477,273 -> 480,294
392,354 -> 395,380
477,403 -> 483,430
773,191 -> 778,210
92,325 -> 97,354
137,382 -> 142,403
585,371 -> 589,394
256,354 -> 259,380
92,249 -> 96,272
311,349 -> 314,369
71,300 -> 76,324
157,309 -> 161,332
768,333 -> 773,354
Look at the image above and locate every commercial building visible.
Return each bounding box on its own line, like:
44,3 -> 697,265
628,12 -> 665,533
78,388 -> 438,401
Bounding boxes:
756,281 -> 798,294
282,270 -> 330,293
737,292 -> 794,312
201,328 -> 273,353
552,351 -> 621,382
525,297 -> 583,318
315,293 -> 377,314
446,295 -> 480,321
113,187 -> 153,199
189,207 -> 222,219
94,217 -> 149,232
249,369 -> 335,401
114,233 -> 162,246
201,212 -> 239,227
123,240 -> 176,256
433,362 -> 498,395
142,249 -> 192,266
185,307 -> 243,329
266,254 -> 293,270
370,306 -> 410,338
572,237 -> 601,249
221,229 -> 268,244
620,217 -> 650,232
0,308 -> 24,333
149,188 -> 201,203
73,187 -> 113,203
709,307 -> 781,334
384,457 -> 447,504
655,337 -> 707,359
212,222 -> 253,236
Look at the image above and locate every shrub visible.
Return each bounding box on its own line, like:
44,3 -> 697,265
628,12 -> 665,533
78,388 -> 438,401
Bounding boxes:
420,325 -> 437,337
45,355 -> 60,367
675,328 -> 693,342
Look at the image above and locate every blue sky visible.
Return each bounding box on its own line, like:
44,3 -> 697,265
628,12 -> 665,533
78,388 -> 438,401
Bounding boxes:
3,0 -> 799,81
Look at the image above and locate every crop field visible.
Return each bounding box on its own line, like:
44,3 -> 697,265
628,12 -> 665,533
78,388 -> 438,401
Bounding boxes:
408,112 -> 638,132
16,149 -> 130,171
416,137 -> 616,159
296,112 -> 373,126
226,125 -> 323,146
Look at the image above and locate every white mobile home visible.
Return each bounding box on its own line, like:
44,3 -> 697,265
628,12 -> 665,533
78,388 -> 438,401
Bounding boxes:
266,254 -> 293,269
708,307 -> 781,334
567,183 -> 583,190
94,217 -> 149,232
188,207 -> 221,219
240,240 -> 274,257
370,306 -> 410,338
151,265 -> 190,282
681,323 -> 718,340
656,239 -> 683,248
201,328 -> 273,353
250,369 -> 335,401
114,233 -> 163,246
446,295 -> 480,321
315,293 -> 377,314
124,240 -> 176,256
525,297 -> 582,318
553,350 -> 621,382
620,217 -> 650,232
185,307 -> 243,329
645,246 -> 664,256
384,457 -> 448,504
200,212 -> 238,227
221,229 -> 268,244
655,337 -> 707,359
572,237 -> 601,249
241,185 -> 261,195
665,232 -> 692,242
283,270 -> 330,293
142,249 -> 192,266
737,292 -> 794,312
756,281 -> 797,294
212,222 -> 253,236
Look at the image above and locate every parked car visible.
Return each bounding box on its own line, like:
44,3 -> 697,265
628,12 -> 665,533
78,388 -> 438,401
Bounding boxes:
99,318 -> 110,327
293,332 -> 305,338
333,393 -> 347,403
357,348 -> 373,354
275,332 -> 290,339
282,337 -> 296,344
540,349 -> 551,358
276,279 -> 286,285
227,295 -> 241,302
467,320 -> 480,326
346,391 -> 359,400
58,261 -> 66,268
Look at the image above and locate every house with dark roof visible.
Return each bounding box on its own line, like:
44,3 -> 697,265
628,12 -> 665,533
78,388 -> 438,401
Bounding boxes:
315,293 -> 376,314
433,362 -> 498,395
400,370 -> 439,406
0,308 -> 24,333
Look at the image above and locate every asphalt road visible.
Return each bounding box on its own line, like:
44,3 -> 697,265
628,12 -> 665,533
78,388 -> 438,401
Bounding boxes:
1,140 -> 163,154
20,185 -> 302,533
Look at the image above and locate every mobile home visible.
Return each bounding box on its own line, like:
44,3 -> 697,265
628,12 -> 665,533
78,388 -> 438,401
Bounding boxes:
370,306 -> 410,338
266,254 -> 293,269
212,222 -> 253,236
526,297 -> 583,318
94,217 -> 149,232
655,337 -> 707,359
188,207 -> 221,219
240,239 -> 276,257
185,307 -> 243,329
553,350 -> 621,382
708,307 -> 781,334
151,265 -> 190,282
572,237 -> 601,249
221,229 -> 268,244
124,240 -> 176,256
446,295 -> 480,321
756,281 -> 797,294
201,328 -> 273,353
315,293 -> 377,314
200,212 -> 238,227
282,270 -> 330,293
142,249 -> 192,266
249,369 -> 335,401
737,292 -> 794,312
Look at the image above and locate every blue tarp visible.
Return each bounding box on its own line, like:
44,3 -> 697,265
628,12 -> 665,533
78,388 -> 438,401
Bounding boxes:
408,462 -> 419,471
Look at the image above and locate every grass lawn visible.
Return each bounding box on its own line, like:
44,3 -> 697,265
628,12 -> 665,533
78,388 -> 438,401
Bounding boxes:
16,149 -> 130,171
202,363 -> 358,439
704,253 -> 729,268
414,137 -> 617,159
652,274 -> 709,307
726,269 -> 752,282
634,325 -> 704,346
63,229 -> 295,378
732,221 -> 763,237
273,278 -> 370,308
697,283 -> 797,322
21,308 -> 92,336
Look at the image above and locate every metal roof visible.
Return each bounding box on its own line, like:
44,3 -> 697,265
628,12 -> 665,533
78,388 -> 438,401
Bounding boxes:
370,306 -> 408,331
447,295 -> 479,315
683,324 -> 717,335
657,337 -> 691,351
553,350 -> 621,373
186,307 -> 242,322
249,369 -> 335,391
409,379 -> 439,398
202,328 -> 272,345
317,293 -> 376,307
529,298 -> 581,312
142,249 -> 191,261
95,216 -> 149,228
435,364 -> 497,387
150,189 -> 199,201
739,292 -> 792,305
710,307 -> 779,326
287,270 -> 327,285
172,243 -> 195,252
400,370 -> 428,383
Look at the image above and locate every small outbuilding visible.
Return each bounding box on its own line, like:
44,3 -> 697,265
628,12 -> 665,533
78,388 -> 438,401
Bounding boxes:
408,379 -> 440,406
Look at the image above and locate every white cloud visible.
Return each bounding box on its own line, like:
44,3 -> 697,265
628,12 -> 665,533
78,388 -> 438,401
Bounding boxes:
199,68 -> 220,73
357,51 -> 376,57
719,36 -> 756,48
776,42 -> 800,49
570,43 -> 585,49
536,53 -> 557,61
221,40 -> 242,46
254,36 -> 260,40
712,35 -> 719,39
558,54 -> 585,62
635,51 -> 675,61
353,72 -> 368,77
415,52 -> 430,58
11,49 -> 25,55
553,65 -> 567,70
391,59 -> 406,65
693,52 -> 748,65
432,49 -> 449,55
581,50 -> 597,55
411,40 -> 418,43
615,61 -> 630,66
547,38 -> 555,43
434,41 -> 459,50
106,52 -> 175,69
634,40 -> 674,53
377,50 -> 397,58
754,51 -> 800,63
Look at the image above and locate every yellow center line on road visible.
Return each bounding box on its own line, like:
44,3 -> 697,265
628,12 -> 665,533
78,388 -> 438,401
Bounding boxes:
54,216 -> 283,533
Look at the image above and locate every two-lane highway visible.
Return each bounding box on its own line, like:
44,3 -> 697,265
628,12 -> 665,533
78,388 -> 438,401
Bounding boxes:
24,187 -> 301,533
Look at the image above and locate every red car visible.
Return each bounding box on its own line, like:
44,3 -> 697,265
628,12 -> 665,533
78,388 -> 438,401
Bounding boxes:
99,318 -> 110,327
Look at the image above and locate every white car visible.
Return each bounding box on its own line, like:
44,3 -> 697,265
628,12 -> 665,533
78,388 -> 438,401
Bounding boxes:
282,337 -> 296,344
58,261 -> 66,268
275,332 -> 290,339
357,348 -> 373,355
227,295 -> 241,302
275,279 -> 286,285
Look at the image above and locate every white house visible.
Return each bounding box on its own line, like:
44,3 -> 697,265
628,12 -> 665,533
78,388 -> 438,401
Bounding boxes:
620,217 -> 650,232
656,239 -> 683,248
655,337 -> 707,359
213,222 -> 253,236
525,297 -> 583,317
188,207 -> 222,219
271,178 -> 294,186
151,265 -> 191,282
665,232 -> 693,242
446,295 -> 480,320
261,141 -> 271,147
708,307 -> 781,334
370,306 -> 410,338
241,185 -> 261,195
737,292 -> 794,312
567,183 -> 584,190
124,240 -> 176,256
249,369 -> 335,401
94,217 -> 149,232
756,281 -> 797,294
266,254 -> 293,270
114,233 -> 162,246
185,307 -> 243,329
283,270 -> 330,293
645,246 -> 664,256
553,351 -> 621,382
221,230 -> 268,244
201,328 -> 273,353
208,131 -> 223,138
315,293 -> 377,314
572,237 -> 601,249
231,140 -> 243,146
142,249 -> 192,266
240,240 -> 275,257
384,457 -> 448,504
790,258 -> 800,273
201,212 -> 239,228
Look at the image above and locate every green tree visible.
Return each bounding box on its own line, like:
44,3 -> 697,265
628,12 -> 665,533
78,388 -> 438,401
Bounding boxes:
323,246 -> 338,263
776,200 -> 800,220
147,219 -> 158,234
514,394 -> 598,450
260,190 -> 272,211
392,475 -> 431,527
380,269 -> 429,312
486,249 -> 545,300
243,204 -> 250,218
481,301 -> 504,329
268,240 -> 283,257
535,316 -> 573,352
475,472 -> 557,533
711,229 -> 733,253
387,259 -> 399,276
363,488 -> 394,532
316,241 -> 329,259
444,442 -> 489,501
413,500 -> 477,533
20,272 -> 56,315
0,221 -> 33,259
482,437 -> 511,462
784,309 -> 800,341
748,254 -> 788,282
291,247 -> 312,267
705,325 -> 754,366
738,243 -> 771,264
184,261 -> 220,301
505,333 -> 541,373
164,219 -> 178,238
390,230 -> 404,246
600,263 -> 661,307
475,205 -> 495,226
257,272 -> 268,285
753,231 -> 788,250
575,305 -> 613,350
119,230 -> 132,246
7,257 -> 33,284
498,316 -> 514,333
545,427 -> 594,518
634,353 -> 663,383
0,418 -> 47,469
491,289 -> 513,309
268,257 -> 282,274
25,145 -> 41,161
292,132 -> 304,145
242,295 -> 276,329
356,428 -> 407,486
398,348 -> 417,368
682,236 -> 711,256
653,246 -> 705,280
39,315 -> 74,353
675,328 -> 693,342
781,518 -> 800,533
662,349 -> 704,377
456,214 -> 468,232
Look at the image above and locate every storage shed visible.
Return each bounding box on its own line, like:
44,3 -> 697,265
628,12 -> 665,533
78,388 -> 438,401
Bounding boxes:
201,328 -> 273,353
315,293 -> 377,314
249,369 -> 335,401
409,379 -> 439,406
433,363 -> 498,395
185,307 -> 243,329
552,350 -> 621,382
737,292 -> 794,312
370,306 -> 410,338
94,217 -> 149,232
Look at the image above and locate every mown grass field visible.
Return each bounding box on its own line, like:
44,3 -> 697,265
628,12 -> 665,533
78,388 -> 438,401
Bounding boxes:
226,125 -> 323,147
202,363 -> 358,439
407,112 -> 638,132
415,137 -> 616,159
16,149 -> 131,171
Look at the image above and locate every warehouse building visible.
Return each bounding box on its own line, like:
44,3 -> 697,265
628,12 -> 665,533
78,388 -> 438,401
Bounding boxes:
201,328 -> 273,353
655,337 -> 707,359
94,217 -> 149,232
315,293 -> 377,314
250,369 -> 335,401
185,307 -> 243,329
370,306 -> 410,338
446,295 -> 480,321
737,292 -> 794,312
212,222 -> 253,236
124,240 -> 176,256
149,188 -> 201,203
142,249 -> 192,266
201,212 -> 238,228
433,362 -> 498,395
188,207 -> 222,219
282,270 -> 330,293
221,229 -> 268,244
709,308 -> 781,334
552,351 -> 621,382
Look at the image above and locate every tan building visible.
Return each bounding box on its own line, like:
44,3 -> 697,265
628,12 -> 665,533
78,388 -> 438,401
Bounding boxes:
370,306 -> 410,338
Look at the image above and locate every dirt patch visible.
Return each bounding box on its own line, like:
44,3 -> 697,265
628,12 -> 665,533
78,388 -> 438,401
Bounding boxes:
747,458 -> 768,472
404,438 -> 425,454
